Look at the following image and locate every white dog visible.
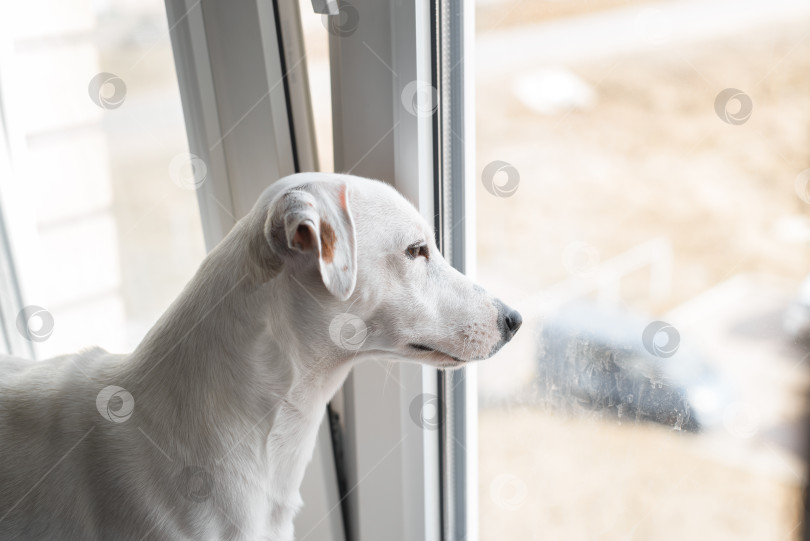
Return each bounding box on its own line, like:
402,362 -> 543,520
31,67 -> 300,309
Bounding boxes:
0,173 -> 522,540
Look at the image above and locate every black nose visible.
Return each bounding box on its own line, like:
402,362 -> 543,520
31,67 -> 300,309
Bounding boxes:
496,299 -> 522,341
504,308 -> 522,334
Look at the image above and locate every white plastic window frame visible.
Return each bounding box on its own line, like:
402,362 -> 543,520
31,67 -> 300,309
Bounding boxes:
326,0 -> 440,534
0,106 -> 31,359
327,0 -> 476,539
164,0 -> 343,539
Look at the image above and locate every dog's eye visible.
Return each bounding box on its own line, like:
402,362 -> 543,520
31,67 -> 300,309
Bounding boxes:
405,243 -> 428,260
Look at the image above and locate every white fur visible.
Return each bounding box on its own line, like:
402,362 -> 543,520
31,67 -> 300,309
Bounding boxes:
0,173 -> 519,540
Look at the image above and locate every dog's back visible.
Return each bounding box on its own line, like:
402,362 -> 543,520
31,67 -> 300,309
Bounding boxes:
0,349 -> 131,540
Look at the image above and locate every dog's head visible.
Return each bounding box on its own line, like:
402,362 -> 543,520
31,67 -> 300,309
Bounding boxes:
261,174 -> 521,369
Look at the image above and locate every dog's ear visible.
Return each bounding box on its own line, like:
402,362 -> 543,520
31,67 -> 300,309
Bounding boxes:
265,182 -> 357,300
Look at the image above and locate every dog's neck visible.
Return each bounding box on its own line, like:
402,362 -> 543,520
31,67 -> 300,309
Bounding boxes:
126,215 -> 352,528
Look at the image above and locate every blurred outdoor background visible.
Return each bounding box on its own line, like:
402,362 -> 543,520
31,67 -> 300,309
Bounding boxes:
1,0 -> 809,539
302,0 -> 810,538
0,0 -> 206,359
471,0 -> 810,540
299,0 -> 810,537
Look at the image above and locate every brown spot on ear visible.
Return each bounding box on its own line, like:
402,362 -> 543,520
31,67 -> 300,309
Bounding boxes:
320,221 -> 337,263
293,224 -> 315,252
339,185 -> 347,210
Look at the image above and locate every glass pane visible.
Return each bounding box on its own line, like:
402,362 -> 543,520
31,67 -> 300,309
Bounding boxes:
475,1 -> 810,539
0,0 -> 206,358
299,0 -> 334,172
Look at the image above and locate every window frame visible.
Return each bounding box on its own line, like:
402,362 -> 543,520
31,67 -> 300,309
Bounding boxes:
326,0 -> 441,537
164,0 -> 344,539
433,0 -> 477,539
326,0 -> 476,539
0,119 -> 31,358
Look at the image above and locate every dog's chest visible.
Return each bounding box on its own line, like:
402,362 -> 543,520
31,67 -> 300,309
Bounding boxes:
217,400 -> 323,539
